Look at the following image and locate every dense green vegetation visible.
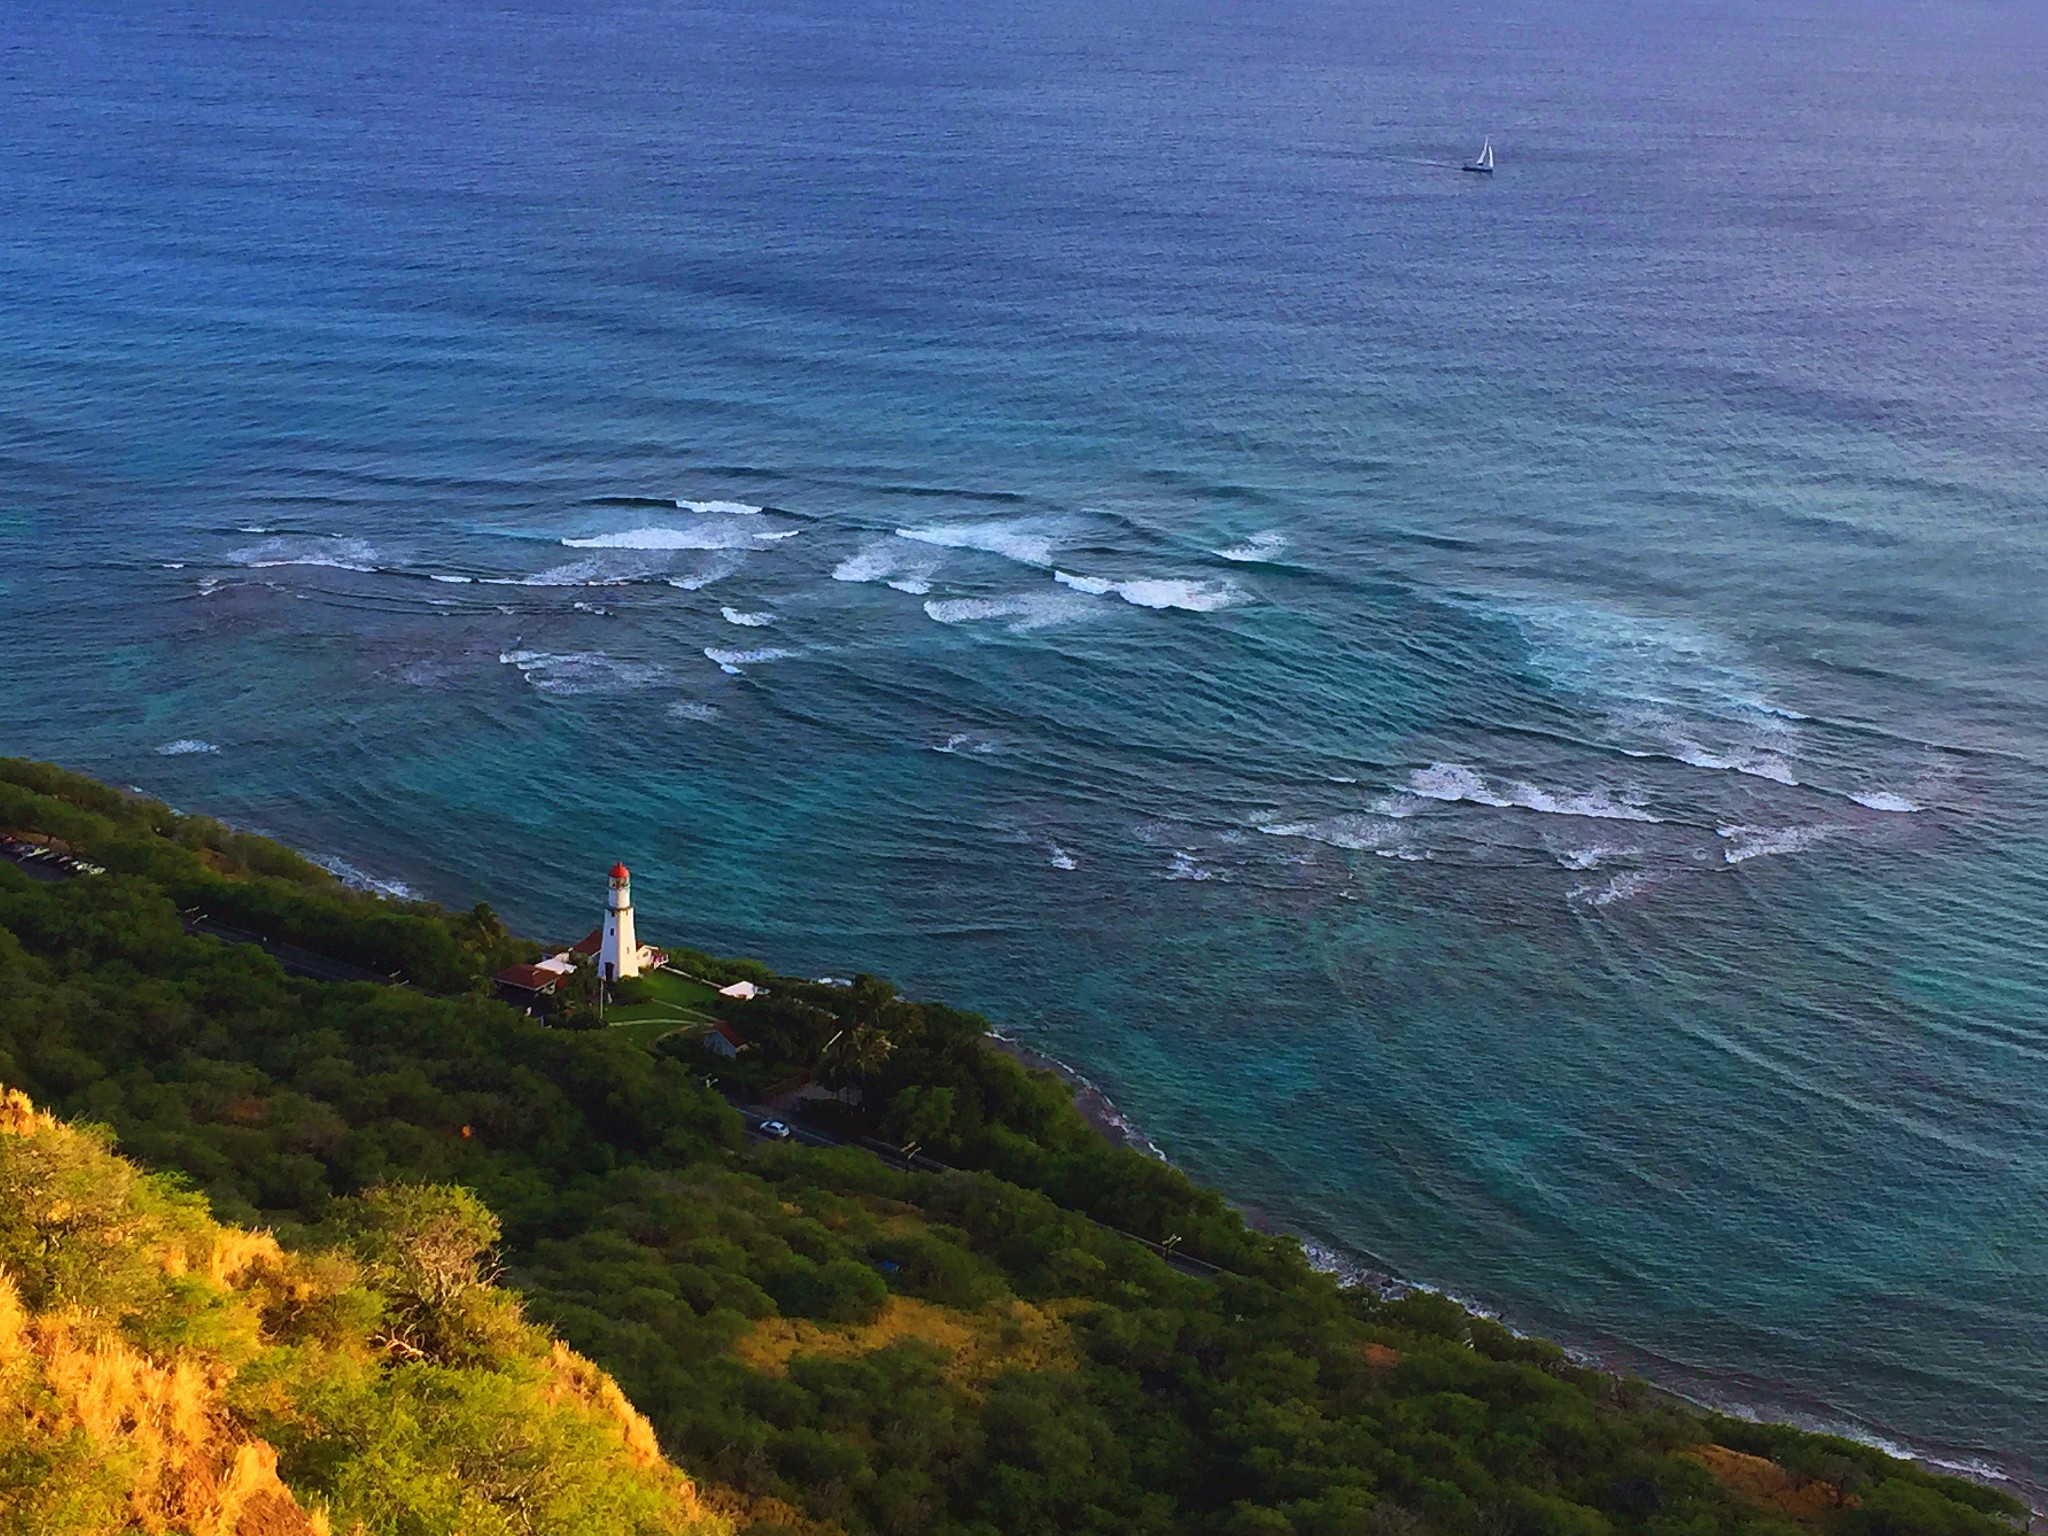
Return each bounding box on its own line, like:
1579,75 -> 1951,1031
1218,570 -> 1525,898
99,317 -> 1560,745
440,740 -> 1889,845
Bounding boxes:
0,1083 -> 726,1536
0,758 -> 2028,1536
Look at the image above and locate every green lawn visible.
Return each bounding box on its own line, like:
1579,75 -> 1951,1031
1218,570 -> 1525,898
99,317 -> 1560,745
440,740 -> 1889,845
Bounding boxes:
636,968 -> 725,1010
603,967 -> 727,1047
609,1015 -> 701,1049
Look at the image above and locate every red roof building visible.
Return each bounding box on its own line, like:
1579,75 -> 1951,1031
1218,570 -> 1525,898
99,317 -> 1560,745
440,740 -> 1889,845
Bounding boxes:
495,963 -> 562,993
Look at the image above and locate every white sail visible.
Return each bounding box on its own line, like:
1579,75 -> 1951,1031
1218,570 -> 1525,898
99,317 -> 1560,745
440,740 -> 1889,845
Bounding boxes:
1480,139 -> 1494,168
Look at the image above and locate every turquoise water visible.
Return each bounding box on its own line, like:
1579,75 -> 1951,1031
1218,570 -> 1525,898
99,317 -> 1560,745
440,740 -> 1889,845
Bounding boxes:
3,0 -> 2045,1486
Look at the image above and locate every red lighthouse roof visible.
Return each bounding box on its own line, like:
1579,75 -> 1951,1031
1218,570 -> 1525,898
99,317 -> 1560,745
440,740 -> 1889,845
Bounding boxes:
609,862 -> 629,880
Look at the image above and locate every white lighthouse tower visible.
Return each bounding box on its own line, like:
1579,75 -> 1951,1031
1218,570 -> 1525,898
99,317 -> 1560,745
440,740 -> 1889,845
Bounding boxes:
598,862 -> 642,981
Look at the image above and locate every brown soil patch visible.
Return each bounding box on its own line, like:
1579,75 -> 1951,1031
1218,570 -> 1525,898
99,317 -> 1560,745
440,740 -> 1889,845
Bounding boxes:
736,1294 -> 1077,1390
1686,1444 -> 1857,1523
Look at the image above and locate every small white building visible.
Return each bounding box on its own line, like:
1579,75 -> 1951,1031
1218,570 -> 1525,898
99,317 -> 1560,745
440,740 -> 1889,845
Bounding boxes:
717,980 -> 762,1001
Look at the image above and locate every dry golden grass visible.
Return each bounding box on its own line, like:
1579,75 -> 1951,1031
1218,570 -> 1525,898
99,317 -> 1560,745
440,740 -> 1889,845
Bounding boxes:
1686,1444 -> 1857,1524
735,1293 -> 1079,1391
1,1088 -> 323,1531
2,1081 -> 732,1536
11,1309 -> 322,1535
543,1339 -> 664,1469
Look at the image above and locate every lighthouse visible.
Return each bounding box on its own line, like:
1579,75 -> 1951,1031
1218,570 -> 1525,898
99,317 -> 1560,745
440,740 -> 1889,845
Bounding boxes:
598,862 -> 641,981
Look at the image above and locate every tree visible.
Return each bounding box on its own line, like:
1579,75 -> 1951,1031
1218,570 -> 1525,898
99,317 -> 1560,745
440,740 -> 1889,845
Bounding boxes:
331,1184 -> 525,1366
821,1026 -> 894,1092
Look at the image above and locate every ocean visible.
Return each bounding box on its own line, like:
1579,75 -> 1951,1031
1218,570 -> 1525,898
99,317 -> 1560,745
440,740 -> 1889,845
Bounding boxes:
2,0 -> 2043,1490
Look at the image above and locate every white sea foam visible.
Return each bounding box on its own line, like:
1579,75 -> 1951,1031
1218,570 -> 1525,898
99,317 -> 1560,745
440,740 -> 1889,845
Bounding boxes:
935,732 -> 1003,756
1215,530 -> 1288,563
428,572 -> 473,584
667,700 -> 722,723
897,520 -> 1056,568
498,649 -> 667,695
664,550 -> 747,591
1257,814 -> 1398,853
1165,850 -> 1215,881
1047,842 -> 1079,871
702,646 -> 794,675
832,539 -> 939,594
309,852 -> 419,901
1716,824 -> 1838,864
1554,844 -> 1640,871
1847,789 -> 1921,813
1568,870 -> 1658,907
159,561 -> 186,570
1396,762 -> 1662,823
226,535 -> 378,572
719,606 -> 777,627
676,498 -> 762,516
155,739 -> 218,756
1668,741 -> 1799,786
563,521 -> 795,551
922,592 -> 1094,633
1054,570 -> 1246,612
486,557 -> 635,588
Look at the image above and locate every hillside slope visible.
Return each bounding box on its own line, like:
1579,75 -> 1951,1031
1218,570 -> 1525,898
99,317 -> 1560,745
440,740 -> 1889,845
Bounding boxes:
0,758 -> 2029,1536
0,1084 -> 727,1536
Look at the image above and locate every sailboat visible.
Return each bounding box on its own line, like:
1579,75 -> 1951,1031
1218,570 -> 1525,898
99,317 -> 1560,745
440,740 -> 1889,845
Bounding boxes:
1463,136 -> 1495,174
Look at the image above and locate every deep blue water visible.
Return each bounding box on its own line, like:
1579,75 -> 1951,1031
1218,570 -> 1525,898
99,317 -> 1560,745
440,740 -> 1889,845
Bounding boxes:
3,0 -> 2045,1488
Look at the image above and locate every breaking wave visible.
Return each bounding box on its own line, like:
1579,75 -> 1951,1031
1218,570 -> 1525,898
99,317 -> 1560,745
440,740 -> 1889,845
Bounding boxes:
676,498 -> 762,515
922,592 -> 1095,633
155,739 -> 219,756
1391,763 -> 1662,823
497,649 -> 668,694
1848,789 -> 1921,813
1054,570 -> 1246,612
1554,843 -> 1639,871
1256,814 -> 1399,853
703,646 -> 795,675
1716,824 -> 1840,864
1665,741 -> 1799,786
563,521 -> 796,551
664,550 -> 748,591
833,539 -> 938,594
719,606 -> 777,627
1047,842 -> 1079,871
309,853 -> 420,901
898,520 -> 1056,568
225,535 -> 378,572
1215,530 -> 1288,563
486,557 -> 647,588
1568,870 -> 1659,907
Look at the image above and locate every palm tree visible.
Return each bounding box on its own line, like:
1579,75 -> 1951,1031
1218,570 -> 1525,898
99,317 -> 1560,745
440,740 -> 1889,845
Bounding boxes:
820,1024 -> 893,1094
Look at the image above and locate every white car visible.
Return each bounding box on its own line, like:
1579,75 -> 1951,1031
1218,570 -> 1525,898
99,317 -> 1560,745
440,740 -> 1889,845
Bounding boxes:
757,1119 -> 793,1141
